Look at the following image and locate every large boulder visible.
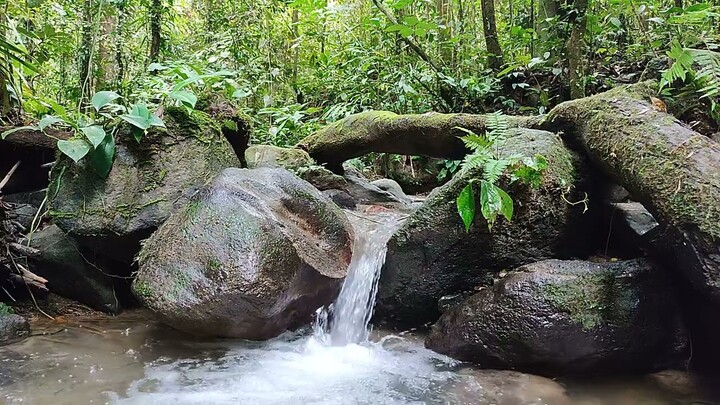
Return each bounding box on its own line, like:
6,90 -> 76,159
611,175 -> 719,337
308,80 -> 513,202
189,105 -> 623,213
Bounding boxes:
245,145 -> 314,171
376,129 -> 595,326
426,259 -> 688,376
27,225 -> 120,313
446,369 -> 571,405
47,107 -> 240,263
132,167 -> 354,339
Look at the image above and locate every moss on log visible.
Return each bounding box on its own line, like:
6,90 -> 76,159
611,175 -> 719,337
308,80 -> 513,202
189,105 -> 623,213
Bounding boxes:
297,111 -> 542,171
546,84 -> 720,301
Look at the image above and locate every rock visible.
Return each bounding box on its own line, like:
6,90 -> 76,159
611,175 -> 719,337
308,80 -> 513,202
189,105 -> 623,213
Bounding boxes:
446,369 -> 571,405
612,202 -> 659,237
426,259 -> 688,376
196,94 -> 252,166
322,189 -> 357,209
133,167 -> 354,339
0,312 -> 30,345
47,107 -> 240,263
374,155 -> 444,194
27,225 -> 120,313
297,166 -> 348,191
376,129 -> 594,326
370,178 -> 408,201
343,170 -> 409,206
245,145 -> 314,171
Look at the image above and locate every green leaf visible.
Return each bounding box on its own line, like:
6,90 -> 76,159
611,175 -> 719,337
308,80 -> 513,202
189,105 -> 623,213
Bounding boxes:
91,91 -> 121,111
232,88 -> 252,98
169,90 -> 198,109
480,180 -> 502,229
120,104 -> 164,131
88,133 -> 115,178
497,187 -> 514,222
1,126 -> 37,139
38,115 -> 63,131
456,183 -> 476,232
57,138 -> 91,162
80,125 -> 106,148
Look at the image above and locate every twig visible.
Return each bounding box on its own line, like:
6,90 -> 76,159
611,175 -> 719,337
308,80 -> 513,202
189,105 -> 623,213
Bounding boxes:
0,160 -> 21,192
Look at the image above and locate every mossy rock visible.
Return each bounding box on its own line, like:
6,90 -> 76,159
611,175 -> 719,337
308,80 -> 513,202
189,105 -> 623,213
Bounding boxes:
133,167 -> 354,339
47,107 -> 240,263
245,145 -> 315,171
426,259 -> 688,376
376,129 -> 597,326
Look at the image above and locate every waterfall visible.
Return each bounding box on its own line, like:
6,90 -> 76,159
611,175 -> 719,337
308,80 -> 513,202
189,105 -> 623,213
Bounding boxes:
313,212 -> 401,346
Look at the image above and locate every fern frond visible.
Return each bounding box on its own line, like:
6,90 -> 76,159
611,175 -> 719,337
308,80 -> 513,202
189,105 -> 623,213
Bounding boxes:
482,159 -> 510,184
461,150 -> 491,173
461,134 -> 491,152
661,40 -> 695,87
486,111 -> 510,144
691,49 -> 720,100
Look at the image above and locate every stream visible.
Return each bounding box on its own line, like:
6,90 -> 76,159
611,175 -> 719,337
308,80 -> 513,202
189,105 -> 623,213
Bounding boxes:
1,211 -> 718,404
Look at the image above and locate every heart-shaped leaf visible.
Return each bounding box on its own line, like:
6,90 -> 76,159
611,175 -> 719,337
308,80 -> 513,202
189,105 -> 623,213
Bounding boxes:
88,133 -> 116,178
81,125 -> 107,148
456,182 -> 476,232
39,115 -> 63,131
57,138 -> 91,162
91,91 -> 121,111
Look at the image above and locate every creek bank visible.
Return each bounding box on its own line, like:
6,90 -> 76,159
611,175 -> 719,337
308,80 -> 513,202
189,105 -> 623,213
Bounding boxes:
133,167 -> 354,339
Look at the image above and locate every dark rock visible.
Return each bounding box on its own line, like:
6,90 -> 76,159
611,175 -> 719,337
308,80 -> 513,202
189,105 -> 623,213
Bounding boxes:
245,145 -> 314,171
426,259 -> 688,376
27,225 -> 120,313
47,107 -> 239,263
370,178 -> 408,201
376,129 -> 594,326
196,94 -> 251,166
374,155 -> 444,194
322,189 -> 357,209
446,369 -> 571,405
0,313 -> 30,345
343,170 -> 408,206
298,166 -> 348,191
133,167 -> 354,339
601,181 -> 629,203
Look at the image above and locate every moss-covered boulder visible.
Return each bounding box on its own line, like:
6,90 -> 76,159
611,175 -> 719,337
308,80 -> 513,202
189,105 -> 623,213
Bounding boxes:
132,167 -> 354,339
47,107 -> 240,263
296,166 -> 348,191
245,145 -> 314,171
426,259 -> 688,376
375,129 -> 595,326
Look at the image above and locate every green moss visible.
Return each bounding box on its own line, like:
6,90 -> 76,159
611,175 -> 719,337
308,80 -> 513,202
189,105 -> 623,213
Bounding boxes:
542,271 -> 635,331
133,279 -> 153,300
0,303 -> 14,315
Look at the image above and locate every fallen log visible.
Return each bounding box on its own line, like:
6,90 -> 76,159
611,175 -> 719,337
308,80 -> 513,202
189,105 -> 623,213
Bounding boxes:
545,84 -> 720,302
0,126 -> 70,150
296,111 -> 542,171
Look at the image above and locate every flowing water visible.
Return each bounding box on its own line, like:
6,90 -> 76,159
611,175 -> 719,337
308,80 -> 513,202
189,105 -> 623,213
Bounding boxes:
1,209 -> 718,404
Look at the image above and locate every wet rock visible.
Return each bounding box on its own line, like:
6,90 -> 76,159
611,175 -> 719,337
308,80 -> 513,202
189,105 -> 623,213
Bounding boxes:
343,170 -> 409,206
196,94 -> 251,166
297,166 -> 348,191
27,225 -> 119,313
374,155 -> 443,194
0,313 -> 30,345
322,189 -> 357,209
133,167 -> 354,339
370,178 -> 408,201
612,202 -> 659,237
245,145 -> 314,171
426,259 -> 688,376
446,369 -> 571,405
376,129 -> 594,326
48,107 -> 239,263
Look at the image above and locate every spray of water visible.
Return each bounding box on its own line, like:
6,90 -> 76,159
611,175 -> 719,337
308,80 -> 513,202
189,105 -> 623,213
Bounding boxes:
314,212 -> 401,346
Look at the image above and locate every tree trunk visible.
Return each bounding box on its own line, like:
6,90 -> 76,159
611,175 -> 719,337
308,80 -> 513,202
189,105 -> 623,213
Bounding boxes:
567,0 -> 589,99
79,0 -> 95,99
149,0 -> 162,63
536,0 -> 559,56
480,0 -> 503,70
546,83 -> 720,303
97,9 -> 117,90
296,111 -> 542,171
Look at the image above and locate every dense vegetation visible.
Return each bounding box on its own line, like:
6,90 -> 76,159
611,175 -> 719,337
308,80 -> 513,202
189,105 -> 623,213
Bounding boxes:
1,0 -> 719,149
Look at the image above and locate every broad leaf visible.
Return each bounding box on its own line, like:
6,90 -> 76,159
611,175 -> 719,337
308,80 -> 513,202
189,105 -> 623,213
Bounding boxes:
39,115 -> 63,131
169,90 -> 198,109
81,125 -> 107,148
480,180 -> 502,229
496,187 -> 514,222
456,183 -> 476,232
91,91 -> 121,111
88,133 -> 115,178
57,138 -> 91,162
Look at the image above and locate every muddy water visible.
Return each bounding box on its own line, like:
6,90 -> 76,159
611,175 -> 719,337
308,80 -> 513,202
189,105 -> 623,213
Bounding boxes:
0,312 -> 717,405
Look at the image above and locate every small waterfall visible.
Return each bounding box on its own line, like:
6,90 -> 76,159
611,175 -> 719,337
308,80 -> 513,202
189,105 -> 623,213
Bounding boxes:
314,211 -> 401,346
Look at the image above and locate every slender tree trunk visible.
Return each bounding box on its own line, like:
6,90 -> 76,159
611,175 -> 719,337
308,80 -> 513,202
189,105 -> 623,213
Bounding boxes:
0,6 -> 10,116
435,0 -> 452,61
149,0 -> 162,63
97,9 -> 117,90
567,0 -> 589,99
480,0 -> 503,70
536,0 -> 559,55
79,0 -> 95,100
